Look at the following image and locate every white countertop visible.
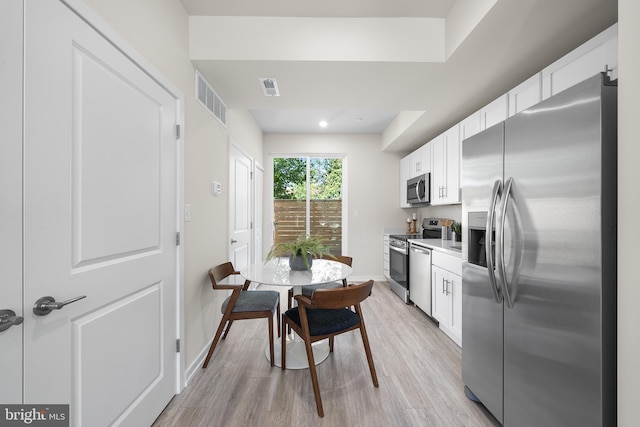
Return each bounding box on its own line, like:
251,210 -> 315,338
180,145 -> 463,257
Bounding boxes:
408,238 -> 462,257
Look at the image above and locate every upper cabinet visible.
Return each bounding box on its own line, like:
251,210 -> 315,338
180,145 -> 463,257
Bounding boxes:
400,155 -> 411,208
508,73 -> 542,116
408,143 -> 431,178
459,111 -> 482,143
542,24 -> 617,100
431,125 -> 461,205
480,94 -> 509,130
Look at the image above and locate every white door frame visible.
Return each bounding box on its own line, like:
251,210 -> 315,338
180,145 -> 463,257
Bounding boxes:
254,162 -> 264,263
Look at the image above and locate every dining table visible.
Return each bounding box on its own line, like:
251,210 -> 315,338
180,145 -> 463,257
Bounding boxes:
240,257 -> 353,369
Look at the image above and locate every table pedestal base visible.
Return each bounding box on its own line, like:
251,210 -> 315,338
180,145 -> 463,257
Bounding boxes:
266,335 -> 329,369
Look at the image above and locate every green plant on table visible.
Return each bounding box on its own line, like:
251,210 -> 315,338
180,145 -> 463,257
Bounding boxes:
266,234 -> 334,269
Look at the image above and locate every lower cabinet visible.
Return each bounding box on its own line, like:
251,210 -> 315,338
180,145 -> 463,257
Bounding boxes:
431,252 -> 462,347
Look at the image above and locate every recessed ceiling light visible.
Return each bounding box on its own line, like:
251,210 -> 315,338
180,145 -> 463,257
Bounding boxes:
318,121 -> 328,128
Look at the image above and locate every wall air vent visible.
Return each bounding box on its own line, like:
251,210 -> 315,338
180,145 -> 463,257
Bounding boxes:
259,78 -> 280,97
195,70 -> 227,127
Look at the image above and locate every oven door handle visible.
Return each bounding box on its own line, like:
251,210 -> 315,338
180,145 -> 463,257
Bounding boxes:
389,245 -> 407,255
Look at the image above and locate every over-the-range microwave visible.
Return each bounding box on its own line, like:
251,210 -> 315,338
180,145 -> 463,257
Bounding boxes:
407,173 -> 430,205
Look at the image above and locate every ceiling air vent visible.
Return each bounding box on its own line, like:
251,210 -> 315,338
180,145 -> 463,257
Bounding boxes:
259,78 -> 280,97
195,70 -> 227,127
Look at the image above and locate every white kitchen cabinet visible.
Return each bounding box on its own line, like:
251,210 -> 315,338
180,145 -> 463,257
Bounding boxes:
542,23 -> 617,99
508,73 -> 542,117
480,94 -> 509,130
431,124 -> 460,205
459,111 -> 482,142
409,143 -> 430,178
431,251 -> 462,346
399,154 -> 411,208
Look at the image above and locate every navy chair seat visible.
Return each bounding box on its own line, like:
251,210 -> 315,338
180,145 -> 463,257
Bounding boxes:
284,307 -> 360,336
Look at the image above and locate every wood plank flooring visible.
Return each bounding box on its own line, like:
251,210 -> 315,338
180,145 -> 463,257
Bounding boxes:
153,282 -> 500,427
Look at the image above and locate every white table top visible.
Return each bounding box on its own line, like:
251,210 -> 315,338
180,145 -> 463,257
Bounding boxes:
240,258 -> 352,286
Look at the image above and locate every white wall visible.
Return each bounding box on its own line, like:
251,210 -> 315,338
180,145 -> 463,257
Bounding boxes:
617,1 -> 639,425
264,134 -> 408,280
82,0 -> 263,372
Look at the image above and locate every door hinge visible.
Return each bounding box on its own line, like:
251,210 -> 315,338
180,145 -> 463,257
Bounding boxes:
176,339 -> 180,352
176,124 -> 181,139
176,232 -> 181,246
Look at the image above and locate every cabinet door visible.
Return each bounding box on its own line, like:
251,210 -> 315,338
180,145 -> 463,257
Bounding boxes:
449,272 -> 462,346
409,144 -> 430,178
420,143 -> 431,174
431,265 -> 449,324
480,94 -> 509,130
460,111 -> 482,142
442,125 -> 460,204
400,155 -> 411,208
542,23 -> 617,99
509,73 -> 542,117
430,135 -> 445,205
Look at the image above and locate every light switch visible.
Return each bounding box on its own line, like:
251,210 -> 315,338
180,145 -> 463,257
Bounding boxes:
353,209 -> 359,218
184,204 -> 191,222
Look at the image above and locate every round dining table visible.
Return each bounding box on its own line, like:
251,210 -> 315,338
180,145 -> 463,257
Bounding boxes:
240,257 -> 353,369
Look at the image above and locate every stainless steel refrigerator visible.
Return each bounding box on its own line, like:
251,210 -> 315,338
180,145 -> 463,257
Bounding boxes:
461,73 -> 617,426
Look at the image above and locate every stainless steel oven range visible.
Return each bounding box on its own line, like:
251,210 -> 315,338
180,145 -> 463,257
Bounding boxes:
388,218 -> 446,303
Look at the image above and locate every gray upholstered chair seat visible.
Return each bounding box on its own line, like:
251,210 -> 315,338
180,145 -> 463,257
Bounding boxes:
222,290 -> 279,314
301,281 -> 343,297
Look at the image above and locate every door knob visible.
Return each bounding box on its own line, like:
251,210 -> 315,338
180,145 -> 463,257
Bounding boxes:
0,310 -> 24,332
230,239 -> 238,244
33,295 -> 86,316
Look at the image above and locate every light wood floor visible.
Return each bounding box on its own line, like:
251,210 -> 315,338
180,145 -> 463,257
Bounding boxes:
153,282 -> 500,427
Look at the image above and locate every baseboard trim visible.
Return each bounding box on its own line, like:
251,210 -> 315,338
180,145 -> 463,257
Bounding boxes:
184,337 -> 214,387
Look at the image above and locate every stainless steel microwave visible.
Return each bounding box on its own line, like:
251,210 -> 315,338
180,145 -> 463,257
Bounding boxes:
407,174 -> 430,204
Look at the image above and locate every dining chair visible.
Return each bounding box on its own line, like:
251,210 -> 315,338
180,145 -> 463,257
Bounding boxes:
202,262 -> 280,369
281,280 -> 378,417
286,254 -> 353,309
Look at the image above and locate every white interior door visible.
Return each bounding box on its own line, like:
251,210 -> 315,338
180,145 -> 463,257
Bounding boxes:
22,1 -> 178,425
0,0 -> 24,405
229,143 -> 252,270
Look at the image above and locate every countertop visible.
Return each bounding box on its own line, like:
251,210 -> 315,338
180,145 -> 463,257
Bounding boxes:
408,238 -> 462,257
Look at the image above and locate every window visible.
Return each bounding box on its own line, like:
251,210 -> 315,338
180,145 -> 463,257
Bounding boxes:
272,156 -> 344,255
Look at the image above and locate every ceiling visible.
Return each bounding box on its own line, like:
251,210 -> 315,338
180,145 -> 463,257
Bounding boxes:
181,0 -> 617,153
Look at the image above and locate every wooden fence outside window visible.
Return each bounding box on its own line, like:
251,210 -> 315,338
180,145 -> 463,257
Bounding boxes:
273,199 -> 342,256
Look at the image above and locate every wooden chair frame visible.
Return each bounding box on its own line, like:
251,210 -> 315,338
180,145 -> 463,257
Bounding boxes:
281,280 -> 378,417
202,262 -> 280,368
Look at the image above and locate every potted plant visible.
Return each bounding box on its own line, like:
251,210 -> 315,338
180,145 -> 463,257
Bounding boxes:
266,234 -> 333,270
451,222 -> 462,242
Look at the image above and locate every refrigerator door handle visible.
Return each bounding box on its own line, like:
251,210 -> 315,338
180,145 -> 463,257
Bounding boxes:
498,177 -> 515,309
486,179 -> 503,304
